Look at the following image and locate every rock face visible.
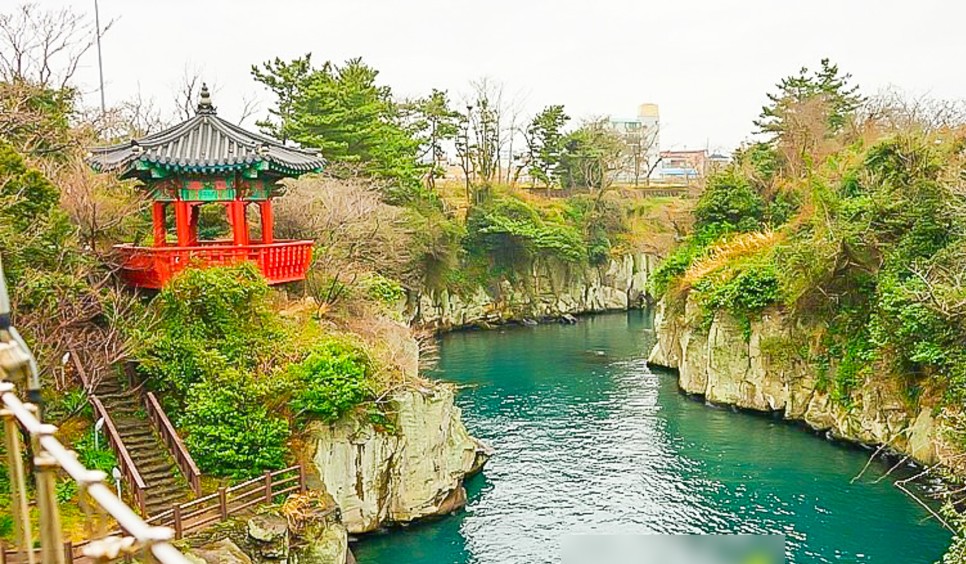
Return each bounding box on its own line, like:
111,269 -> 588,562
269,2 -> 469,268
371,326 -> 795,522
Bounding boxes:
304,385 -> 491,533
648,298 -> 945,466
187,539 -> 253,564
408,253 -> 656,330
185,497 -> 351,564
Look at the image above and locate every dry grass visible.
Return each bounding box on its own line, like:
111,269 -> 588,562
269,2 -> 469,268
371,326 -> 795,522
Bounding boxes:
280,490 -> 335,534
681,230 -> 784,288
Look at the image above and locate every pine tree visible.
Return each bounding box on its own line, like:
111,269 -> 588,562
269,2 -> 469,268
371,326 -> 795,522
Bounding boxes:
253,57 -> 424,202
755,58 -> 863,138
526,105 -> 570,188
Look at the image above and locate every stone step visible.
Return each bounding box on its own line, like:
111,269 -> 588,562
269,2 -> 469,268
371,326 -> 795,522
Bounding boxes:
93,374 -> 194,515
117,427 -> 156,439
147,475 -> 183,488
146,491 -> 188,511
123,436 -> 160,447
135,459 -> 177,474
141,468 -> 180,483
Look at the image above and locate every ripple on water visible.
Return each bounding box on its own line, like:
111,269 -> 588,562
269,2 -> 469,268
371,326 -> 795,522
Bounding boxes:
354,312 -> 951,564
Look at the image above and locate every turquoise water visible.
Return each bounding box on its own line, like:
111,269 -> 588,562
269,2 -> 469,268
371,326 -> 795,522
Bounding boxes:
353,311 -> 951,563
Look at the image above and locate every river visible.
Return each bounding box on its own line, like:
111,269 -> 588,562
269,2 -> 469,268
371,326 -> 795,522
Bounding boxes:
353,311 -> 951,563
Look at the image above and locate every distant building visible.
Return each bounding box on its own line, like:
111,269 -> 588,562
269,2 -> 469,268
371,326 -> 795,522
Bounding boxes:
659,149 -> 731,182
609,103 -> 661,184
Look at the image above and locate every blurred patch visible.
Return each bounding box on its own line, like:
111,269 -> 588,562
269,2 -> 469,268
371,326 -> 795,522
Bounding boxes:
562,534 -> 784,564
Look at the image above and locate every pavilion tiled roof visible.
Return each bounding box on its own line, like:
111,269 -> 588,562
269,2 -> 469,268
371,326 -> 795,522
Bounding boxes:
88,85 -> 324,178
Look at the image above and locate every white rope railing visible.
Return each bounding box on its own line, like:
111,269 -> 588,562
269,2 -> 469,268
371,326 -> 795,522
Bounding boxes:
0,257 -> 189,563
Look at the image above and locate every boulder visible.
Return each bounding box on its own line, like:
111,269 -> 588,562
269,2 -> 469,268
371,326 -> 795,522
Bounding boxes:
248,514 -> 289,560
187,538 -> 253,564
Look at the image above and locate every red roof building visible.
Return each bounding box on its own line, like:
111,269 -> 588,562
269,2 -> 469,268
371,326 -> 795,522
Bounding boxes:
88,85 -> 322,288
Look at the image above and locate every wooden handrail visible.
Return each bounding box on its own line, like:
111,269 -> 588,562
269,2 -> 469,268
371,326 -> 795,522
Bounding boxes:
149,465 -> 306,539
88,395 -> 148,515
144,392 -> 202,495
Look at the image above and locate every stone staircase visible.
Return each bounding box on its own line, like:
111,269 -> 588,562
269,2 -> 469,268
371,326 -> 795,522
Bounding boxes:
93,377 -> 192,516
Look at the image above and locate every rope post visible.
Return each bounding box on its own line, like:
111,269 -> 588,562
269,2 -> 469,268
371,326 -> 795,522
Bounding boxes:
298,464 -> 307,494
2,407 -> 35,564
218,488 -> 228,520
172,505 -> 183,540
264,470 -> 273,504
33,435 -> 66,564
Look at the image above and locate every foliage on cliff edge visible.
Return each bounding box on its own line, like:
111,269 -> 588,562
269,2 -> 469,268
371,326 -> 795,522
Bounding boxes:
653,61 -> 966,412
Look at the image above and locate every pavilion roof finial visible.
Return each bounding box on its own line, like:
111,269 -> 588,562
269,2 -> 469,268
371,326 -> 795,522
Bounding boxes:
196,83 -> 215,115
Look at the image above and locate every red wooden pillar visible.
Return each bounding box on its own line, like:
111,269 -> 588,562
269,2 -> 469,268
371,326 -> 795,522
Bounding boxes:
259,200 -> 274,244
151,202 -> 167,247
188,204 -> 200,246
230,200 -> 248,246
174,200 -> 191,246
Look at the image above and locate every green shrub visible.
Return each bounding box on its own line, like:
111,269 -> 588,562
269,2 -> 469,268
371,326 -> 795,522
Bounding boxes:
181,370 -> 290,478
73,429 -> 117,475
288,338 -> 375,422
364,274 -> 405,308
137,263 -> 286,396
694,260 -> 781,339
0,514 -> 12,539
694,170 -> 766,234
55,480 -> 77,504
465,197 -> 587,267
132,264 -> 293,477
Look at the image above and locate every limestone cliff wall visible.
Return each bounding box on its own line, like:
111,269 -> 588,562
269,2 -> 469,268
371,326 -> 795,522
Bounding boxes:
303,385 -> 490,534
648,298 -> 944,466
407,253 -> 656,330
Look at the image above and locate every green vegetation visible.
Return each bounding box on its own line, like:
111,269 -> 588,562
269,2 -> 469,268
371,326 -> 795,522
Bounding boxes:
131,264 -> 399,478
287,338 -> 375,422
654,59 -> 966,417
465,196 -> 588,266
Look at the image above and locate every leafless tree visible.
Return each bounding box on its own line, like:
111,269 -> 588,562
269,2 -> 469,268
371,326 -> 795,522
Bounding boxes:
237,91 -> 260,126
58,158 -> 150,255
173,66 -> 204,121
273,175 -> 416,305
0,3 -> 110,89
860,88 -> 966,134
620,122 -> 662,186
461,78 -> 527,189
77,89 -> 169,142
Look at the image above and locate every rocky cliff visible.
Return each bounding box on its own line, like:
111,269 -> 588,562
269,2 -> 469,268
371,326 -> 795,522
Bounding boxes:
648,298 -> 948,467
303,385 -> 491,534
407,253 -> 656,330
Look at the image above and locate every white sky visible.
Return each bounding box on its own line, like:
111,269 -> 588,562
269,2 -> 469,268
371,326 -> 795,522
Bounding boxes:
46,0 -> 966,152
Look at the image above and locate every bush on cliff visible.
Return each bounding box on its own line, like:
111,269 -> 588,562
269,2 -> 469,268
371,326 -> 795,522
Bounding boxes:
287,337 -> 376,422
133,264 -> 401,477
137,263 -> 285,397
655,61 -> 966,415
181,369 -> 290,477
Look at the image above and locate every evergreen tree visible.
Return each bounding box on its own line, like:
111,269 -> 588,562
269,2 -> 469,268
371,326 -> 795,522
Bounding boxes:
253,57 -> 424,202
526,105 -> 570,188
755,58 -> 863,138
559,120 -> 624,191
406,89 -> 460,191
250,55 -> 315,142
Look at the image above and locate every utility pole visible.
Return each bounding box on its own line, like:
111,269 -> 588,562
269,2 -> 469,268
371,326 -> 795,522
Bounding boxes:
94,0 -> 106,115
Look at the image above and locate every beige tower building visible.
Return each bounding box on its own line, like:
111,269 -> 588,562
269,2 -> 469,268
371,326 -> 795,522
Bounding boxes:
609,103 -> 661,183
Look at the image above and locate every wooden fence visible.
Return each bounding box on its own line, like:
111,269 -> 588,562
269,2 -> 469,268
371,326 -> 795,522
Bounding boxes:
144,391 -> 202,495
0,542 -> 78,564
147,465 -> 306,539
3,466 -> 307,562
88,394 -> 148,515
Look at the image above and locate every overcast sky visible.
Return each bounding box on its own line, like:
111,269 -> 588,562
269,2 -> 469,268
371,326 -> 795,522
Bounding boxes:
47,0 -> 966,152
